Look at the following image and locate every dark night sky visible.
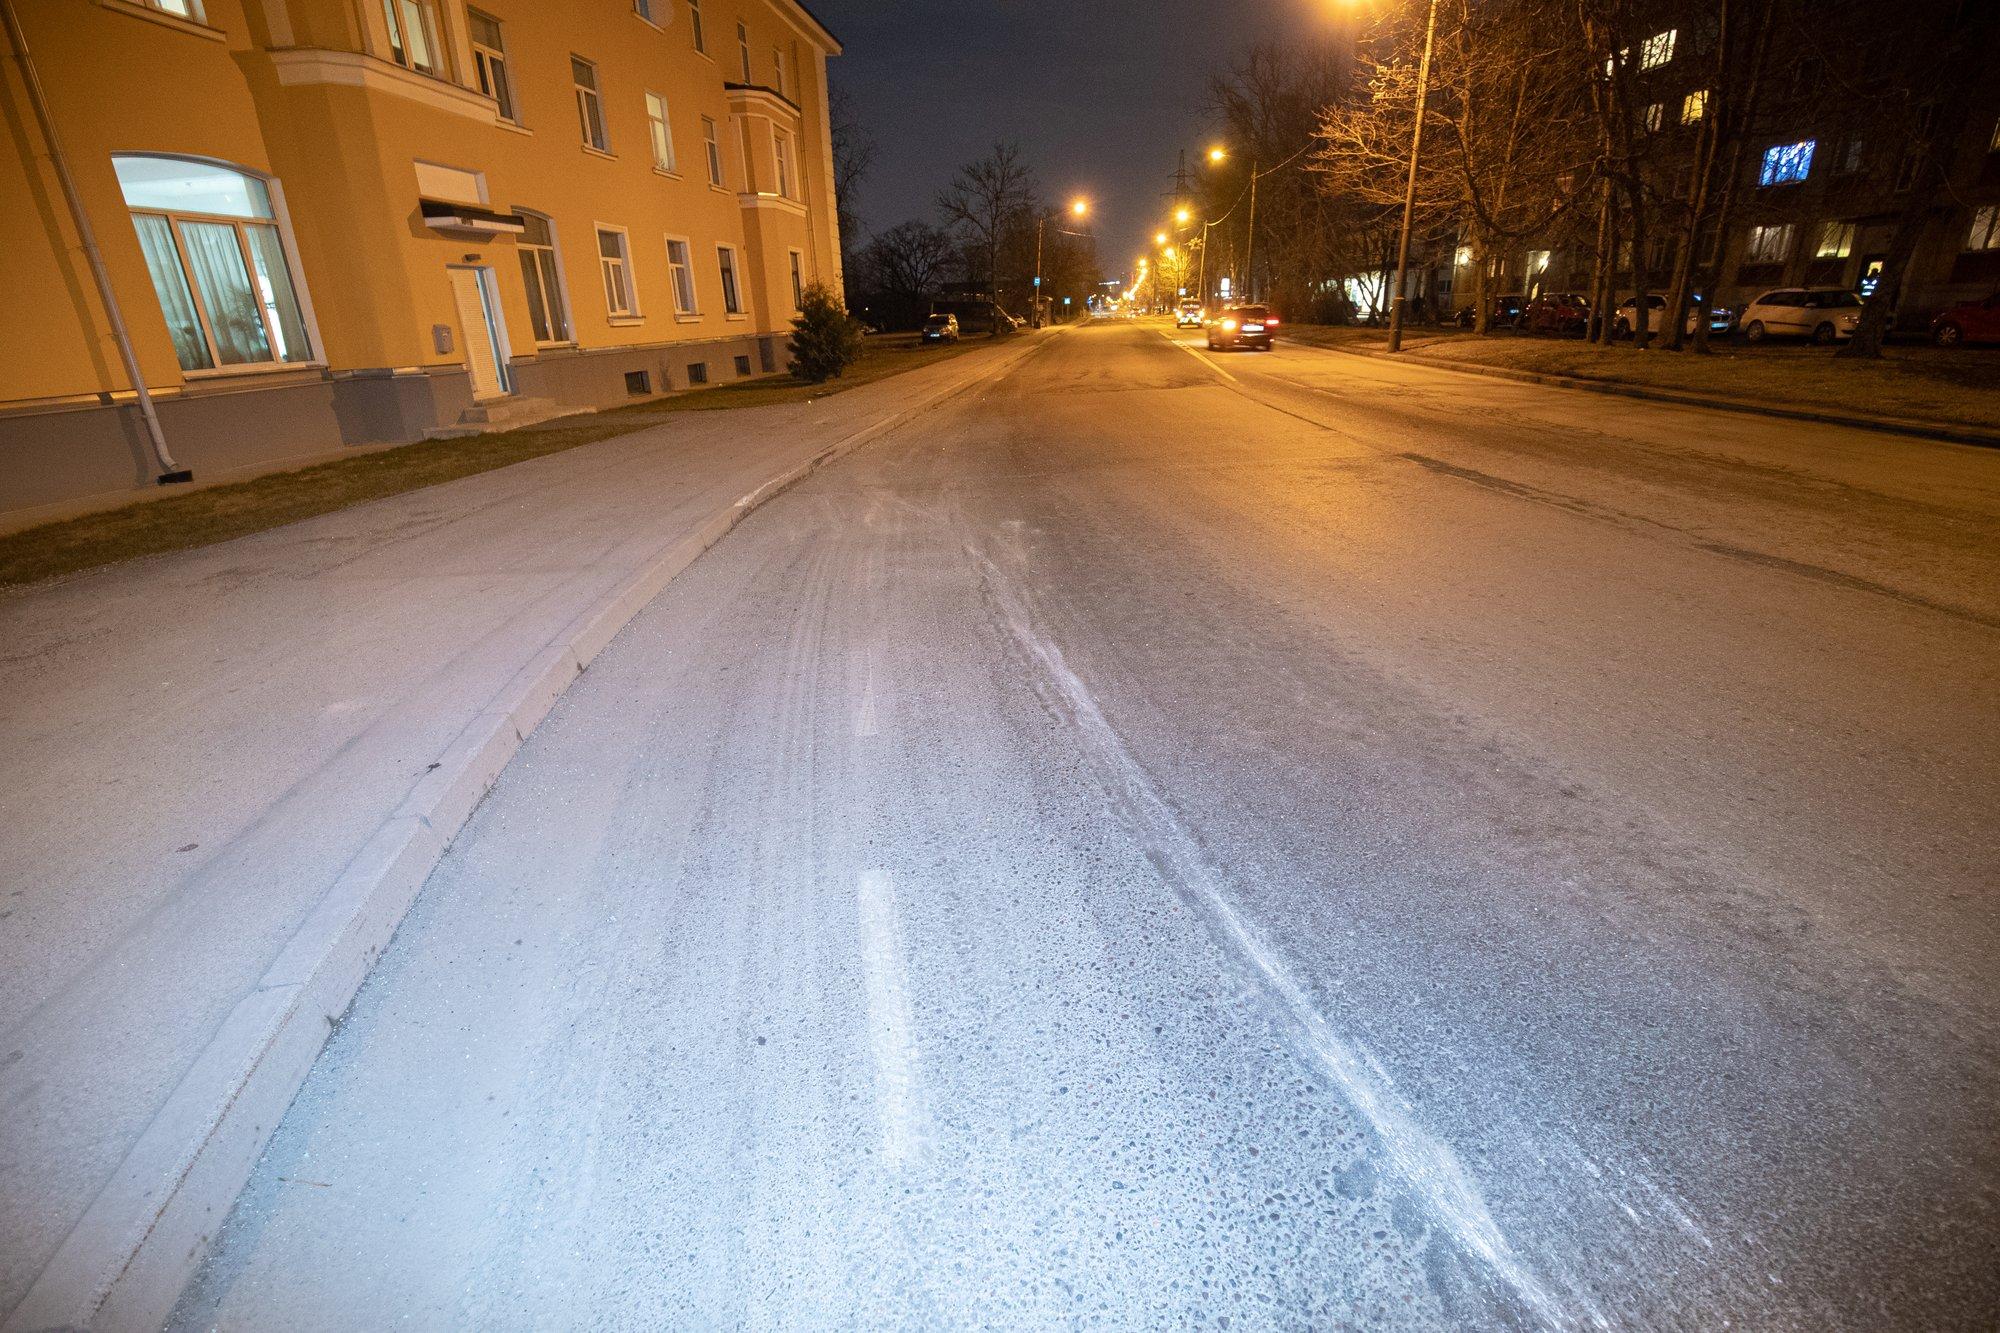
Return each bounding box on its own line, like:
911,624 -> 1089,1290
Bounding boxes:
808,1 -> 1345,279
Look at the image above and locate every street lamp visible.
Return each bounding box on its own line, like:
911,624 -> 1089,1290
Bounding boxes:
1034,197 -> 1089,328
1175,206 -> 1192,226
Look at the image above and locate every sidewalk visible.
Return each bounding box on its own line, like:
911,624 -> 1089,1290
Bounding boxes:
1284,325 -> 2000,448
0,331 -> 1047,1331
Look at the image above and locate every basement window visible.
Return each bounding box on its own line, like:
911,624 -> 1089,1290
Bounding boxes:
687,360 -> 709,384
624,369 -> 652,394
733,354 -> 752,376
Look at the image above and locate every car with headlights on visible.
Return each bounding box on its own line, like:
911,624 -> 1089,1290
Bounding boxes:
1206,304 -> 1277,351
920,312 -> 960,344
1176,301 -> 1205,329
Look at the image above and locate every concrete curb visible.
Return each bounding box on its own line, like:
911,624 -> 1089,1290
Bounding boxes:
1302,339 -> 2000,450
4,334 -> 1049,1333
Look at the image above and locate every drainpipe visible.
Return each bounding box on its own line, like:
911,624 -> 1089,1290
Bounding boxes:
2,0 -> 190,483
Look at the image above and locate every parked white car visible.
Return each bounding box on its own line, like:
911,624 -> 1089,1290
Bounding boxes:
1738,287 -> 1863,344
1612,293 -> 1735,338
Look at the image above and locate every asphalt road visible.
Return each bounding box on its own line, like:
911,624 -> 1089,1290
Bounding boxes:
175,321 -> 2000,1330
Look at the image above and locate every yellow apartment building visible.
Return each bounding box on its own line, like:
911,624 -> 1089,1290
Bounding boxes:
0,0 -> 842,528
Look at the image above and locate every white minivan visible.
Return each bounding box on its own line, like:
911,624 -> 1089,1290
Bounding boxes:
1739,287 -> 1863,344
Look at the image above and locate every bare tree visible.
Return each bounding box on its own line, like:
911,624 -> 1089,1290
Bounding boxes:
861,220 -> 957,304
828,87 -> 876,296
935,143 -> 1038,300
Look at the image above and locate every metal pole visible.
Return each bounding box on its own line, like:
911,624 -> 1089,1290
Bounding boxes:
2,0 -> 187,481
1033,214 -> 1045,328
1387,0 -> 1440,354
1244,161 -> 1259,304
1197,220 -> 1209,307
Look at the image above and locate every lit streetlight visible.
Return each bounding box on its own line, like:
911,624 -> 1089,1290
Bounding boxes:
1034,197 -> 1090,328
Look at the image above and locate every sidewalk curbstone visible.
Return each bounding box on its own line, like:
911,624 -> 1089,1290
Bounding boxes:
2,332 -> 1051,1333
1305,340 -> 2000,450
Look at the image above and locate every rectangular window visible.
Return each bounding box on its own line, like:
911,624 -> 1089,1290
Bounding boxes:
1745,223 -> 1795,264
468,11 -> 514,122
1759,139 -> 1814,186
144,0 -> 206,17
737,21 -> 751,82
702,115 -> 723,186
788,249 -> 804,309
597,227 -> 636,316
517,212 -> 571,343
773,130 -> 794,197
1639,29 -> 1675,69
689,0 -> 705,52
573,57 -> 608,152
1642,103 -> 1663,133
116,156 -> 312,372
645,92 -> 676,172
382,0 -> 441,75
1838,139 -> 1864,174
665,236 -> 698,313
717,244 -> 742,314
632,0 -> 653,20
1968,205 -> 2000,252
1815,221 -> 1854,260
773,48 -> 787,97
1681,90 -> 1707,125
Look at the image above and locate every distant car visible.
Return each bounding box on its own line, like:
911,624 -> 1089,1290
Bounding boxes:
1739,287 -> 1862,344
1205,304 -> 1277,351
1521,292 -> 1591,336
1176,302 -> 1205,329
1930,292 -> 2000,346
1454,294 -> 1525,329
1612,293 -> 1736,338
920,313 -> 959,344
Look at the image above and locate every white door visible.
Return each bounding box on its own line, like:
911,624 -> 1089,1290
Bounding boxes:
449,265 -> 512,400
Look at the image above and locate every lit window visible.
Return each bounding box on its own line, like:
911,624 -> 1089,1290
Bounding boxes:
1815,221 -> 1854,259
597,227 -> 636,316
1759,139 -> 1814,186
665,237 -> 698,313
717,244 -> 742,314
468,12 -> 514,122
1990,116 -> 2000,153
381,0 -> 441,75
114,155 -> 312,372
646,92 -> 676,172
1639,29 -> 1675,69
1681,90 -> 1707,124
140,0 -> 206,19
788,249 -> 804,309
1968,205 -> 2000,253
702,115 -> 723,186
1643,103 -> 1663,132
1745,223 -> 1795,264
737,21 -> 751,82
688,0 -> 705,52
773,130 -> 794,197
516,212 -> 571,344
574,58 -> 608,151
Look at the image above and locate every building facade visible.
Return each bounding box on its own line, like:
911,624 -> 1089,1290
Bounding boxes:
0,0 -> 842,529
1434,2 -> 2000,328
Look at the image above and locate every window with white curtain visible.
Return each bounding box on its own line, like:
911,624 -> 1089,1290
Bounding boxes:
114,155 -> 312,372
646,92 -> 677,171
574,57 -> 608,151
382,0 -> 441,76
665,237 -> 698,313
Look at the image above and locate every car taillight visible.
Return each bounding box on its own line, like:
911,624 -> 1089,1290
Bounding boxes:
1265,317 -> 1280,326
1223,320 -> 1238,330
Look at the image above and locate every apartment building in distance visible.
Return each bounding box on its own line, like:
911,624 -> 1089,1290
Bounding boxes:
1440,1 -> 2000,329
0,0 -> 842,528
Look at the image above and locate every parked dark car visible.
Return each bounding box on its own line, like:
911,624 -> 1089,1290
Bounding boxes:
1522,292 -> 1591,336
1930,292 -> 2000,346
1454,294 -> 1525,329
920,313 -> 960,344
1205,304 -> 1277,351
